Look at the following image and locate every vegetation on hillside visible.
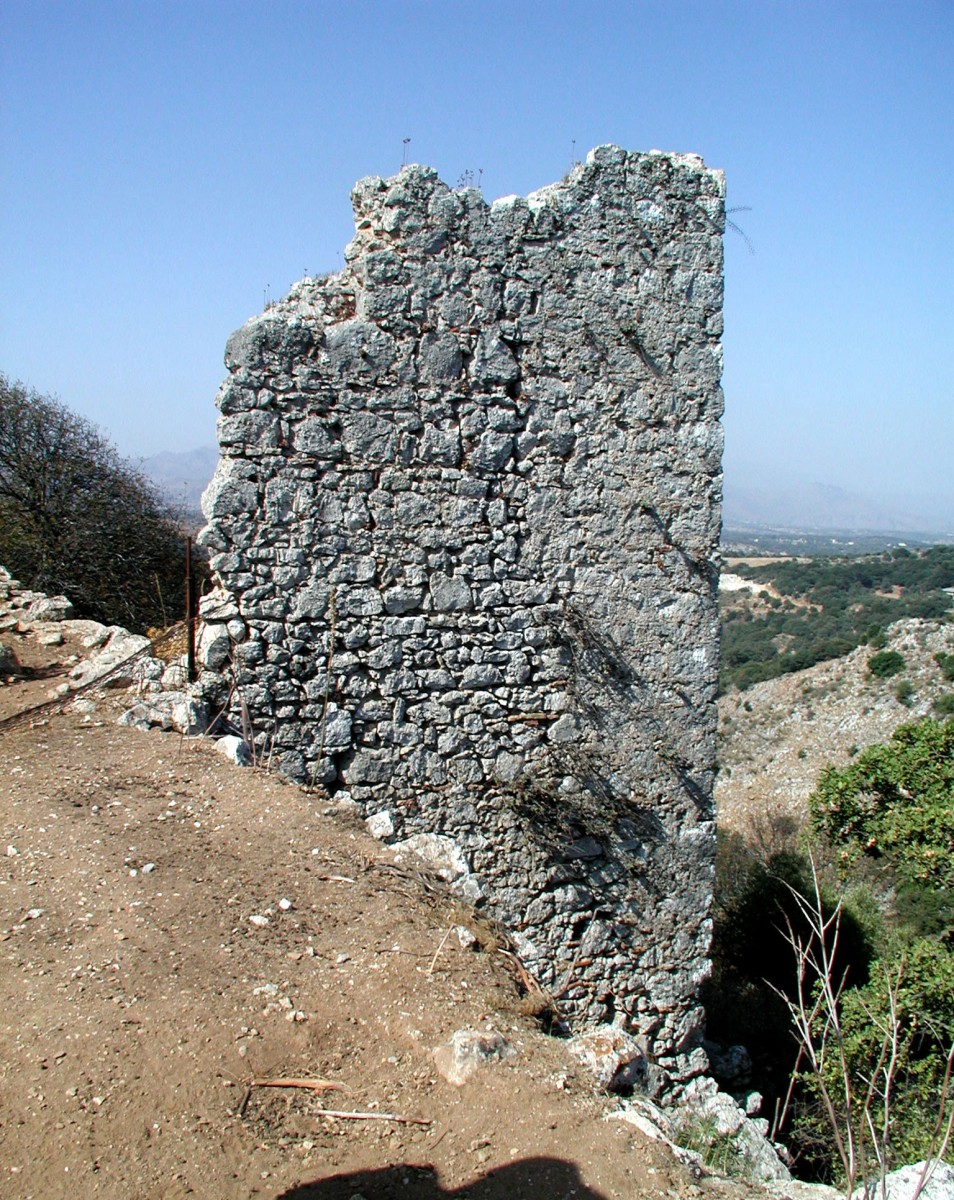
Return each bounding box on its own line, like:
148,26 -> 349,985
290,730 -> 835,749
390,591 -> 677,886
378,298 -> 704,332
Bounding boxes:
721,547 -> 954,692
0,374 -> 190,631
706,717 -> 954,1182
816,717 -> 953,865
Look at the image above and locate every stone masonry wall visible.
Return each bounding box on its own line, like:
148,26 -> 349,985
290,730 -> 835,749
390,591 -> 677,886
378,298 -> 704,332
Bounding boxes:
200,145 -> 725,1088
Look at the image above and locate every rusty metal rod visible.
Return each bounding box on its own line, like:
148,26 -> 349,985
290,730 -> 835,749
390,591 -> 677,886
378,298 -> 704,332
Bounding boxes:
185,535 -> 196,683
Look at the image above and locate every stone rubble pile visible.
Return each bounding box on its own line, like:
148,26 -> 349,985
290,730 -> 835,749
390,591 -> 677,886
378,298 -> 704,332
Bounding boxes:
0,567 -> 74,651
0,567 -> 236,741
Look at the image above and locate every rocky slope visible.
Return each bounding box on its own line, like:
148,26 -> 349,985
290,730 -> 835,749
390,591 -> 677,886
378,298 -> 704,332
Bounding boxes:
716,617 -> 954,837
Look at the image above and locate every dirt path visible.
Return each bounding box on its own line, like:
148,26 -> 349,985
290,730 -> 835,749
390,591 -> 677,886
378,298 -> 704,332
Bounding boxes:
0,661 -> 748,1200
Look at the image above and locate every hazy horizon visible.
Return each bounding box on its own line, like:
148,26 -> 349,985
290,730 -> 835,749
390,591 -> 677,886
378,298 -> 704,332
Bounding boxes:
139,442 -> 954,537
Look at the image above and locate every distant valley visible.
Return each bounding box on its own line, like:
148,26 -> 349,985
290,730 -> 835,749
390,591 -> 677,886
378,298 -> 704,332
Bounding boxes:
723,468 -> 954,543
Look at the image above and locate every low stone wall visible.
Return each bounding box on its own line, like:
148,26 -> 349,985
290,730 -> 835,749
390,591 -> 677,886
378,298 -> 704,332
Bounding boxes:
200,145 -> 725,1086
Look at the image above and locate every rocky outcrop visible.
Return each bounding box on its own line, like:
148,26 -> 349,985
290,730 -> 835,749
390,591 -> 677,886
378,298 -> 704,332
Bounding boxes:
717,617 -> 954,835
199,146 -> 725,1086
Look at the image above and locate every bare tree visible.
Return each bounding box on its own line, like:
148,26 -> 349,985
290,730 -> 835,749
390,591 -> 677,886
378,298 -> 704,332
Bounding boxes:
0,374 -> 189,630
772,856 -> 954,1200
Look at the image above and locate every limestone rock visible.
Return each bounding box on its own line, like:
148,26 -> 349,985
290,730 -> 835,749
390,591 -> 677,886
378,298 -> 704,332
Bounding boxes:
118,693 -> 208,735
853,1162 -> 954,1200
674,1087 -> 791,1183
392,833 -> 469,882
199,586 -> 240,622
568,1026 -> 650,1093
765,1184 -> 842,1200
63,619 -> 111,649
214,734 -> 253,766
365,811 -> 395,840
198,621 -> 231,670
27,594 -> 73,622
433,1029 -> 516,1086
704,1040 -> 752,1086
429,573 -> 473,612
197,147 -> 725,1084
161,659 -> 190,691
0,639 -> 18,675
69,628 -> 154,689
320,704 -> 352,750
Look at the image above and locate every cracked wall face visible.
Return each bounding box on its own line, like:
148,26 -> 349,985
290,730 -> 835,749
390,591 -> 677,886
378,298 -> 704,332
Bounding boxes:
200,145 -> 725,1088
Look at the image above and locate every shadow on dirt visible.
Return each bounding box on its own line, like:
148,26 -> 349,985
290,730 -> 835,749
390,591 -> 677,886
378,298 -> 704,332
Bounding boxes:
275,1158 -> 609,1199
17,663 -> 68,681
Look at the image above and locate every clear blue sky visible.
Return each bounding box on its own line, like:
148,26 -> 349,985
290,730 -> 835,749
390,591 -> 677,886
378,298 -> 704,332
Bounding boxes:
2,1 -> 952,516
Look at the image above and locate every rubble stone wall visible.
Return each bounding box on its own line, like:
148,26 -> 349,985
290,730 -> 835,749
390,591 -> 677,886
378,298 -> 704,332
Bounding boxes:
200,145 -> 725,1086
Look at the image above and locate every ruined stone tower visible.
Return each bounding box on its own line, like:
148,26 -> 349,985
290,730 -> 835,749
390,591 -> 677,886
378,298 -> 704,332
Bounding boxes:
200,145 -> 725,1086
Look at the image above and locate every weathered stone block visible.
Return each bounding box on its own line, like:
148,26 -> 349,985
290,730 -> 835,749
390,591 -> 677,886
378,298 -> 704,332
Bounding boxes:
429,573 -> 473,612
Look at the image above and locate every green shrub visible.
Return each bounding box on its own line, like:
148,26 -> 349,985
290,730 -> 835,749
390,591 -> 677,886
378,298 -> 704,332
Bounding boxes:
671,1113 -> 743,1176
868,649 -> 905,678
935,692 -> 954,716
809,939 -> 954,1172
894,678 -> 914,705
810,718 -> 954,895
793,719 -> 954,1176
935,652 -> 954,682
704,840 -> 877,1167
707,721 -> 954,1182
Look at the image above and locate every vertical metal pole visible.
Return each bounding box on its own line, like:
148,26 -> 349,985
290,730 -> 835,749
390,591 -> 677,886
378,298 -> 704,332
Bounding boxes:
185,535 -> 196,683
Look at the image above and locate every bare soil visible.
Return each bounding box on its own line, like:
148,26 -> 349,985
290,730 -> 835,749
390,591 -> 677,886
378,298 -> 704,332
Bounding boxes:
0,624 -> 756,1200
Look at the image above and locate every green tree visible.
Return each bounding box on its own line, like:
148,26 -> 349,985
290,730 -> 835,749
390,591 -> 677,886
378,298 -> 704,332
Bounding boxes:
720,548 -> 954,693
810,718 -> 954,902
0,374 -> 189,631
829,938 -> 954,1169
708,720 -> 954,1182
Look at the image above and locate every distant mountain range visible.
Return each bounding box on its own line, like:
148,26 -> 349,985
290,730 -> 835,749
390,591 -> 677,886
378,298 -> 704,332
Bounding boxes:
141,445 -> 219,515
141,445 -> 954,539
724,477 -> 954,537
